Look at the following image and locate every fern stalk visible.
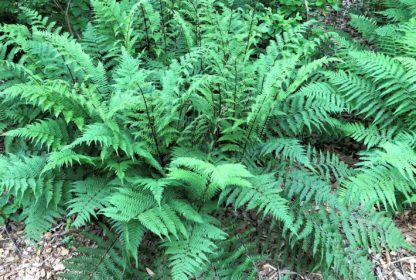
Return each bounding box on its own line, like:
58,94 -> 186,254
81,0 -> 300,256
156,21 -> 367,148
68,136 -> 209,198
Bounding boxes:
138,86 -> 163,166
140,4 -> 151,51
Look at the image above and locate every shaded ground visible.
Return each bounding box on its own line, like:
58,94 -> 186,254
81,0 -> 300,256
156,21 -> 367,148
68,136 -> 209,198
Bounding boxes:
0,223 -> 82,280
372,210 -> 416,280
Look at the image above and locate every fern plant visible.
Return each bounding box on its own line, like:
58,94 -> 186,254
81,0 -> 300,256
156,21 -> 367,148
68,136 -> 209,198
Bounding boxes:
322,0 -> 416,210
0,1 -> 413,279
0,0 -> 90,35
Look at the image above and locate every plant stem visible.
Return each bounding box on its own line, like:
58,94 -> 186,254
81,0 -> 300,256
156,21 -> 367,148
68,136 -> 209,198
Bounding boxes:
140,4 -> 151,51
159,0 -> 167,53
243,9 -> 255,58
139,86 -> 163,165
233,59 -> 238,118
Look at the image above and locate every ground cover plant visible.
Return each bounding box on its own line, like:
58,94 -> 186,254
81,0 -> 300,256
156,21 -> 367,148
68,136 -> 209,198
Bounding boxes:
0,0 -> 415,279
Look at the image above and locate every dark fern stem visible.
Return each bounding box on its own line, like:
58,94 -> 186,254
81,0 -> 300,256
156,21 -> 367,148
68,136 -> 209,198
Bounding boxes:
189,0 -> 203,68
88,235 -> 119,280
140,4 -> 151,51
0,136 -> 4,154
138,86 -> 163,166
259,113 -> 271,139
233,58 -> 238,119
243,9 -> 255,59
217,83 -> 222,118
159,0 -> 168,54
189,0 -> 200,47
62,55 -> 77,84
259,80 -> 284,138
212,12 -> 228,63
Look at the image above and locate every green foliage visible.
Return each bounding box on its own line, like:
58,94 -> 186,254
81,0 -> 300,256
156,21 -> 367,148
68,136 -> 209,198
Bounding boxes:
0,0 -> 90,34
164,215 -> 227,280
276,0 -> 340,17
325,0 -> 416,211
61,225 -> 144,280
205,225 -> 266,279
67,177 -> 113,228
0,1 -> 414,280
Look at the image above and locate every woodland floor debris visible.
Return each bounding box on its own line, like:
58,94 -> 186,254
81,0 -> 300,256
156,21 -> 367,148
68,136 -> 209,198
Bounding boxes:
0,222 -> 88,280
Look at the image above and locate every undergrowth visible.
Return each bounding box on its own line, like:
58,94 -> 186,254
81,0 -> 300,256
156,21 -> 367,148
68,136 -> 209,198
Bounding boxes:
0,0 -> 415,279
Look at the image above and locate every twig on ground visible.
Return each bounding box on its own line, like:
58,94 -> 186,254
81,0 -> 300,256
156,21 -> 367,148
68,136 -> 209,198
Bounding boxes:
2,224 -> 22,257
387,256 -> 416,266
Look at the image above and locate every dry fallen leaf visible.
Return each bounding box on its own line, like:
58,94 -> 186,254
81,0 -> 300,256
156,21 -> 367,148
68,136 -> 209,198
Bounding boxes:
61,248 -> 69,256
54,263 -> 65,271
146,267 -> 155,276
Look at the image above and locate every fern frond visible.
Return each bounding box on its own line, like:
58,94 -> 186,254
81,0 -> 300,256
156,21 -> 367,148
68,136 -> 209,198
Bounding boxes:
306,146 -> 354,181
103,188 -> 199,239
164,215 -> 227,280
205,226 -> 265,280
68,177 -> 113,228
220,174 -> 294,229
342,142 -> 416,209
22,196 -> 64,241
61,225 -> 140,280
169,157 -> 252,201
342,122 -> 398,148
5,118 -> 70,151
260,138 -> 311,167
69,123 -> 139,159
42,149 -> 95,173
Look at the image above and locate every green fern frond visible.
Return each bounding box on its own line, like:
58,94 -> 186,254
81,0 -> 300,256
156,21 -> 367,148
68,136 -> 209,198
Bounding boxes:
42,149 -> 95,173
169,157 -> 252,201
349,14 -> 378,40
342,122 -> 398,148
164,215 -> 227,280
68,177 -> 113,228
205,225 -> 265,280
260,138 -> 311,167
22,196 -> 64,241
69,123 -> 139,158
5,118 -> 70,150
112,220 -> 145,266
220,174 -> 294,229
103,187 -> 199,239
306,146 -> 354,181
342,142 -> 416,209
61,225 -> 141,280
0,155 -> 47,198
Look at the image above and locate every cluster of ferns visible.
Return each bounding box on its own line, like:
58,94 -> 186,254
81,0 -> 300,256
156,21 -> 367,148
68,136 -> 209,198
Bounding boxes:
0,0 -> 415,279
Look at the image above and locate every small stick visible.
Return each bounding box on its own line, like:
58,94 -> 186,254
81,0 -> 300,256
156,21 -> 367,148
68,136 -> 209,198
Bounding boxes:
3,224 -> 22,257
387,256 -> 416,266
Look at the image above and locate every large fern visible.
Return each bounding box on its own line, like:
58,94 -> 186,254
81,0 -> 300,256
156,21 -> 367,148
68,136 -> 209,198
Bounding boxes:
0,1 -> 413,280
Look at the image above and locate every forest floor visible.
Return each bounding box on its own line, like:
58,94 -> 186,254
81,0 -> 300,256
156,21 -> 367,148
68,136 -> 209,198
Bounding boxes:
1,209 -> 415,280
0,223 -> 86,280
